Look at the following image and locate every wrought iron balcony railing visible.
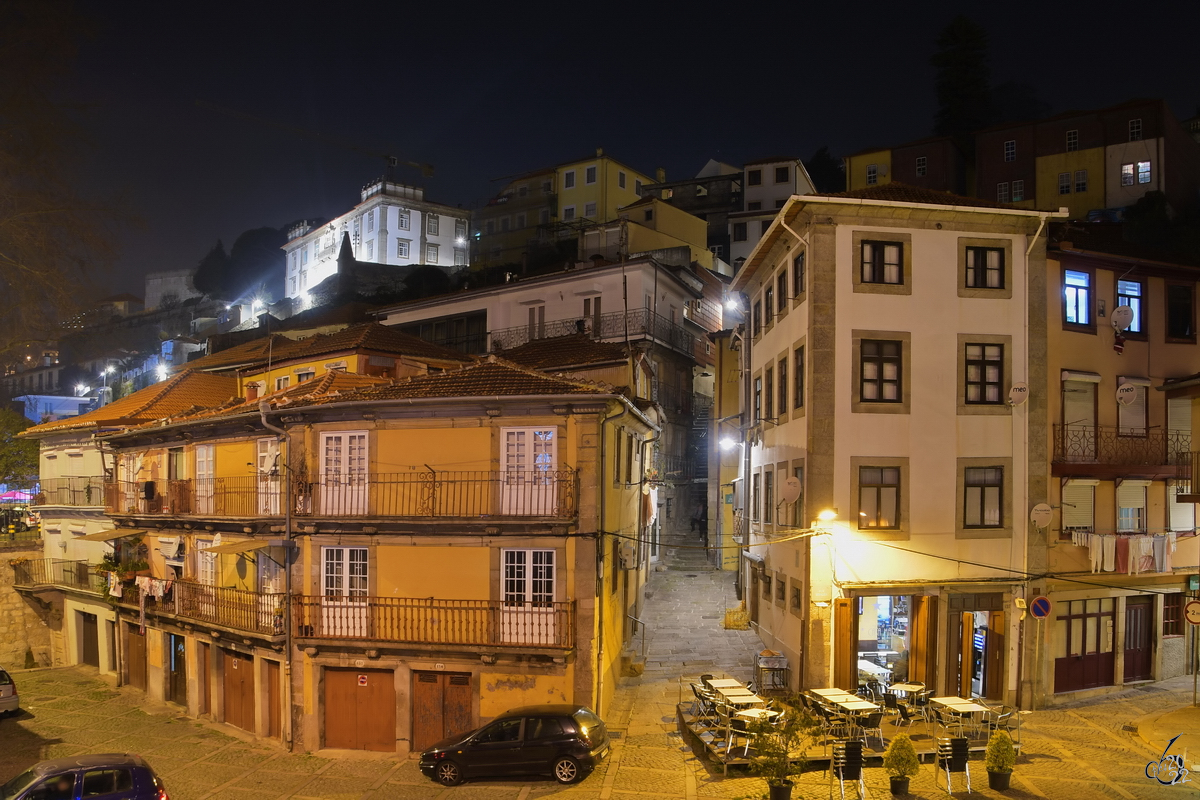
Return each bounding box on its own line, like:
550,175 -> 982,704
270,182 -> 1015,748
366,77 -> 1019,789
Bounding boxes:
1053,424 -> 1190,466
1177,452 -> 1200,494
490,308 -> 696,356
104,469 -> 578,520
12,558 -> 105,592
292,595 -> 574,649
33,477 -> 106,507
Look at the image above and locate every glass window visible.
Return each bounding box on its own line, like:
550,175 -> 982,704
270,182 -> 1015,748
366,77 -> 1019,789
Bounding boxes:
1138,160 -> 1151,184
764,367 -> 774,421
585,166 -> 597,184
563,171 -> 575,189
859,467 -> 900,529
794,346 -> 804,409
764,470 -> 773,523
752,301 -> 762,336
751,473 -> 760,521
396,239 -> 409,258
1075,169 -> 1088,193
1064,270 -> 1091,325
426,244 -> 439,264
964,467 -> 1003,527
861,241 -> 902,284
915,156 -> 927,176
618,171 -> 626,189
25,775 -> 76,800
1129,118 -> 1142,141
763,286 -> 773,325
775,166 -> 789,183
793,252 -> 805,295
733,222 -> 747,242
1066,129 -> 1078,151
753,377 -> 762,422
966,246 -> 1004,289
748,169 -> 761,186
1012,179 -> 1025,202
82,770 -> 133,798
777,272 -> 788,313
778,357 -> 788,414
996,182 -> 1010,203
965,344 -> 1003,403
791,466 -> 805,527
584,202 -> 596,217
528,717 -> 565,740
866,164 -> 877,185
1121,163 -> 1135,187
426,215 -> 439,235
860,340 -> 901,402
476,718 -> 522,743
1117,279 -> 1143,333
397,210 -> 410,230
1059,172 -> 1071,195
1167,284 -> 1195,339
1164,595 -> 1183,636
1003,140 -> 1016,161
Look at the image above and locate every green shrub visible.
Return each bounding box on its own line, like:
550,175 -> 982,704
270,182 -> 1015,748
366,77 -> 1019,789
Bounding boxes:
985,730 -> 1016,773
882,732 -> 920,777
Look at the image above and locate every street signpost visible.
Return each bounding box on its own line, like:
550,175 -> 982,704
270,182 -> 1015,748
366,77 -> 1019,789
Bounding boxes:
1028,596 -> 1051,710
1029,596 -> 1051,619
1187,600 -> 1200,706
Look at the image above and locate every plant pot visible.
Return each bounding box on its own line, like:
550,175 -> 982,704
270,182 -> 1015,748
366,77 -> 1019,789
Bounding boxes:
768,779 -> 793,800
987,770 -> 1012,791
889,775 -> 911,795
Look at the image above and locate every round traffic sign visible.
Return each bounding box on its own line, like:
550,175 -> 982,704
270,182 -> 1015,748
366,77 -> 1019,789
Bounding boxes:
1029,595 -> 1052,619
1185,600 -> 1200,626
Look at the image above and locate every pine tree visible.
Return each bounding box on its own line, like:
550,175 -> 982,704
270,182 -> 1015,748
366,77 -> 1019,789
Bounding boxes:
931,16 -> 992,139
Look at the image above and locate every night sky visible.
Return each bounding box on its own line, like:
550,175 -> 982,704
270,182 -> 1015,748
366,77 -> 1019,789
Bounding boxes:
59,0 -> 1198,297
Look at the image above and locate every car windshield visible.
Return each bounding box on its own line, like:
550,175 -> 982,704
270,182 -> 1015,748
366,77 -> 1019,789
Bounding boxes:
0,670 -> 12,685
1,770 -> 39,800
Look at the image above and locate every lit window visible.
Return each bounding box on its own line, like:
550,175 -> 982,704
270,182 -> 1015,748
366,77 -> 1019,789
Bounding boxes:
1066,129 -> 1078,151
1064,270 -> 1091,325
365,210 -> 374,232
1117,279 -> 1143,333
454,248 -> 467,266
1058,172 -> 1071,195
1003,140 -> 1016,161
964,467 -> 1003,527
915,156 -> 927,176
398,210 -> 410,230
1075,169 -> 1088,193
1121,163 -> 1135,186
1129,118 -> 1143,141
965,344 -> 1003,404
1138,160 -> 1151,184
859,467 -> 899,529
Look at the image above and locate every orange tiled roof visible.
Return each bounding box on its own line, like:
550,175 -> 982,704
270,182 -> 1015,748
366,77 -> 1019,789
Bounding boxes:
499,334 -> 631,370
153,370 -> 393,425
20,371 -> 238,437
817,183 -> 1016,210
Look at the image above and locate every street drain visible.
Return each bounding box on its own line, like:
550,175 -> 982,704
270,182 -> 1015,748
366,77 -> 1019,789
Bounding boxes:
1122,725 -> 1138,732
686,574 -> 698,577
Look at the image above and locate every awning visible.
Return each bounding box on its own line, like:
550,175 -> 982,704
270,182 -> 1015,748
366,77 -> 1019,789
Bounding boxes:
76,528 -> 146,542
205,540 -> 269,555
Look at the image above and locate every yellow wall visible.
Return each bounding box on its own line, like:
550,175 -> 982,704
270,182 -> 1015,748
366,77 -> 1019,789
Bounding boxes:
845,150 -> 892,191
1036,147 -> 1106,218
479,672 -> 572,718
243,355 -> 364,396
214,439 -> 258,479
557,157 -> 651,223
376,546 -> 490,599
374,427 -> 492,472
626,223 -> 714,269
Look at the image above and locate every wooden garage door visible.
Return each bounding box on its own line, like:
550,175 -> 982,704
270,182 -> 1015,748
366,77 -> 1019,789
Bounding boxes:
223,650 -> 255,732
266,660 -> 281,739
80,612 -> 99,668
324,668 -> 395,752
125,624 -> 147,691
411,671 -> 473,752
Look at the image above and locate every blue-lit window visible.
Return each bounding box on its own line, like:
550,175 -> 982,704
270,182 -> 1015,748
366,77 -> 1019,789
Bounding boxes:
1065,270 -> 1091,325
1117,279 -> 1143,334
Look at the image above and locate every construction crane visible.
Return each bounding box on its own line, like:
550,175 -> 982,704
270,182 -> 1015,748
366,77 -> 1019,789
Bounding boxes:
195,99 -> 434,179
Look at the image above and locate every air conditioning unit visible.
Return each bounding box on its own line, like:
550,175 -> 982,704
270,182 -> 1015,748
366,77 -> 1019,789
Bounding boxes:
619,542 -> 637,570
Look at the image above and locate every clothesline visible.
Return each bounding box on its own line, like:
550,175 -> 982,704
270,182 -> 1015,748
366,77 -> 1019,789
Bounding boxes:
1071,531 -> 1177,575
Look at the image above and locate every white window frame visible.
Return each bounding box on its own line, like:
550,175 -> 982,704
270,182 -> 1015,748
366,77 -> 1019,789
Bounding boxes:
426,214 -> 440,235
1129,118 -> 1142,141
562,206 -> 576,221
1066,129 -> 1079,151
426,243 -> 439,263
584,201 -> 597,218
396,239 -> 410,258
195,539 -> 215,586
397,210 -> 410,230
866,164 -> 878,185
584,165 -> 597,185
563,170 -> 576,190
915,156 -> 927,176
1116,481 -> 1148,532
1012,179 -> 1025,202
1003,140 -> 1016,161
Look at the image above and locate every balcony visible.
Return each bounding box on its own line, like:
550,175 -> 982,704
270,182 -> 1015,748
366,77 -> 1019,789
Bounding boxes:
1176,452 -> 1200,500
33,477 -> 106,507
490,308 -> 696,356
104,470 -> 578,521
1052,424 -> 1190,478
292,595 -> 575,650
12,558 -> 105,593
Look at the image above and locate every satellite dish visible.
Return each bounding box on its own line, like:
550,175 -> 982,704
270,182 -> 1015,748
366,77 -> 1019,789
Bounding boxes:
1029,503 -> 1053,528
1111,305 -> 1134,331
1009,383 -> 1029,406
1116,383 -> 1138,406
781,476 -> 802,504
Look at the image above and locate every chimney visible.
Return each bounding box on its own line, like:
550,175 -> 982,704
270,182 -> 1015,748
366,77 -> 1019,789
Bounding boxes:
596,147 -> 604,157
655,167 -> 666,183
246,383 -> 259,401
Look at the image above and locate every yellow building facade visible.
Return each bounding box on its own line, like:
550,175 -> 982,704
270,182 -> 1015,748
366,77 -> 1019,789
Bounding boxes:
1035,147 -> 1106,218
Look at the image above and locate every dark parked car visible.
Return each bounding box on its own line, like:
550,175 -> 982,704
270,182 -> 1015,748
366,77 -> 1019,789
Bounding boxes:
0,754 -> 167,800
419,704 -> 609,786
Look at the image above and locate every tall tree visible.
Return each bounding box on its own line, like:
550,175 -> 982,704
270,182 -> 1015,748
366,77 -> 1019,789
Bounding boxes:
0,407 -> 37,485
192,240 -> 230,298
930,16 -> 992,139
803,147 -> 846,194
0,2 -> 116,354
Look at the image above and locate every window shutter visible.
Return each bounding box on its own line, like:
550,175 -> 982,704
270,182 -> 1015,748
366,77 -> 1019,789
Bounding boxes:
1063,381 -> 1096,427
1169,484 -> 1195,532
1062,484 -> 1094,529
1116,482 -> 1147,509
1169,397 -> 1191,433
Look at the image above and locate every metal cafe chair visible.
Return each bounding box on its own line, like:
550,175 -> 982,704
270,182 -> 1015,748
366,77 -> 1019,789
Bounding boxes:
936,736 -> 971,794
857,711 -> 886,751
830,740 -> 866,800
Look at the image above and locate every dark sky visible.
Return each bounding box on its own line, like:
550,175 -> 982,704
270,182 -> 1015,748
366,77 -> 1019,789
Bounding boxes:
60,0 -> 1198,297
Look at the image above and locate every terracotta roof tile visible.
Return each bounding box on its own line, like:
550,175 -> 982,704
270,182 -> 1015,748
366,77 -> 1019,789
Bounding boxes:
21,371 -> 238,436
498,334 -> 631,370
157,371 -> 392,425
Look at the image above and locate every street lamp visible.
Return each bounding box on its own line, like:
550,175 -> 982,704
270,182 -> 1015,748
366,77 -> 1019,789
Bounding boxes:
75,384 -> 88,396
102,365 -> 114,389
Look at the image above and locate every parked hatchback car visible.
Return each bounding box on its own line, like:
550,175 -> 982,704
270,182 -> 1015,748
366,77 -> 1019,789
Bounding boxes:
0,754 -> 167,800
0,668 -> 17,717
419,704 -> 609,786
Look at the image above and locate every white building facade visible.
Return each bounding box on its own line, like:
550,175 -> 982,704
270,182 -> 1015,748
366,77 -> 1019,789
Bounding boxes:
728,158 -> 817,269
730,189 -> 1056,707
284,180 -> 470,301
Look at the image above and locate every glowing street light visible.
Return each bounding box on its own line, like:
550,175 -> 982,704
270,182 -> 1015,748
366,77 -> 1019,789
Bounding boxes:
156,365 -> 169,382
75,384 -> 89,396
817,509 -> 839,522
719,436 -> 739,451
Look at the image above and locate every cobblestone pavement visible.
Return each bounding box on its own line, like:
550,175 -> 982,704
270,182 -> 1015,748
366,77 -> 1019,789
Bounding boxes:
3,570 -> 1200,799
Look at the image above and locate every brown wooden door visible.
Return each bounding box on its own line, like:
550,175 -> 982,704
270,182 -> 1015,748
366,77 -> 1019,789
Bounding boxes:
985,611 -> 1005,699
909,595 -> 938,688
833,598 -> 854,690
265,660 -> 281,739
125,624 -> 147,691
411,672 -> 473,752
79,612 -> 99,668
198,642 -> 211,716
324,668 -> 395,752
166,634 -> 186,705
223,650 -> 255,732
1124,596 -> 1154,682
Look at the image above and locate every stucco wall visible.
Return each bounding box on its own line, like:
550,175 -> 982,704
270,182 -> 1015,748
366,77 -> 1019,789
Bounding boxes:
1,544 -> 55,668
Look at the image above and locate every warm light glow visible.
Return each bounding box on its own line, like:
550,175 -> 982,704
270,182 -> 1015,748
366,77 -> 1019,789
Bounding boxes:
724,298 -> 738,310
817,509 -> 838,521
719,436 -> 739,451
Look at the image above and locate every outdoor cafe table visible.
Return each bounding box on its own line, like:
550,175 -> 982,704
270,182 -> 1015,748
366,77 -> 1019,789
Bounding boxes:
889,682 -> 925,694
735,707 -> 781,722
707,678 -> 744,689
715,685 -> 757,698
811,688 -> 857,698
835,698 -> 878,713
721,692 -> 767,708
930,696 -> 990,733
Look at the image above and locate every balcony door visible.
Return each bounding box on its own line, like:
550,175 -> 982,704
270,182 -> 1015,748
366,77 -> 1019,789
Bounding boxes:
319,432 -> 368,515
501,427 -> 557,515
195,445 -> 215,514
1062,380 -> 1097,460
258,551 -> 285,634
322,546 -> 368,637
501,549 -> 556,645
257,438 -> 281,515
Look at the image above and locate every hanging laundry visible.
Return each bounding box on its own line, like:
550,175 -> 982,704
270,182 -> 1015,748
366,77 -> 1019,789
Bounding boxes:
108,571 -> 122,598
1168,532 -> 1177,554
1115,537 -> 1130,574
1101,536 -> 1116,572
1153,536 -> 1167,573
1088,533 -> 1103,572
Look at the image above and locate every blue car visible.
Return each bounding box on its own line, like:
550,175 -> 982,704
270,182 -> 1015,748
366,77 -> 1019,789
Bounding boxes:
1,755 -> 167,800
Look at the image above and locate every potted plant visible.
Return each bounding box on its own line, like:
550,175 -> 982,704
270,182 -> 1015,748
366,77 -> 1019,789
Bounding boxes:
747,700 -> 819,800
883,732 -> 920,794
985,729 -> 1016,790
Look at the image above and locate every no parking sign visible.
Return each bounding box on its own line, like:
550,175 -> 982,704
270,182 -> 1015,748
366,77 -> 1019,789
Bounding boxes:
1029,596 -> 1052,620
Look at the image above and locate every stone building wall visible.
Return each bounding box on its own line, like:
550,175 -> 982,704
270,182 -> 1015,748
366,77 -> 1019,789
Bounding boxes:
0,544 -> 55,668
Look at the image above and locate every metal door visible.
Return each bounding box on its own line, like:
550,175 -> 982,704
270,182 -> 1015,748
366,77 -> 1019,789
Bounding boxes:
319,432 -> 368,515
321,547 -> 368,637
257,438 -> 281,515
222,649 -> 255,732
501,428 -> 557,515
1124,596 -> 1154,682
501,549 -> 555,645
323,668 -> 395,751
79,612 -> 99,667
412,671 -> 473,752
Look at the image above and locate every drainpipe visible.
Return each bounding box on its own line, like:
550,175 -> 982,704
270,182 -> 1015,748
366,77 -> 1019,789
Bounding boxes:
596,401 -> 629,716
258,401 -> 293,749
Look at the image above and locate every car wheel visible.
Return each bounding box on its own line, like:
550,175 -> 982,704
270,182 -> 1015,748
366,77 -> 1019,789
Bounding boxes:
435,760 -> 463,786
553,756 -> 581,784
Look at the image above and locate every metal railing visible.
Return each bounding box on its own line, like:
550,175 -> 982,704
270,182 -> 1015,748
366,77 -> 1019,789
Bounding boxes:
11,558 -> 105,592
139,580 -> 285,637
33,477 -> 107,507
490,308 -> 696,355
105,470 -> 578,519
1053,424 -> 1190,466
1177,452 -> 1200,494
292,595 -> 574,649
